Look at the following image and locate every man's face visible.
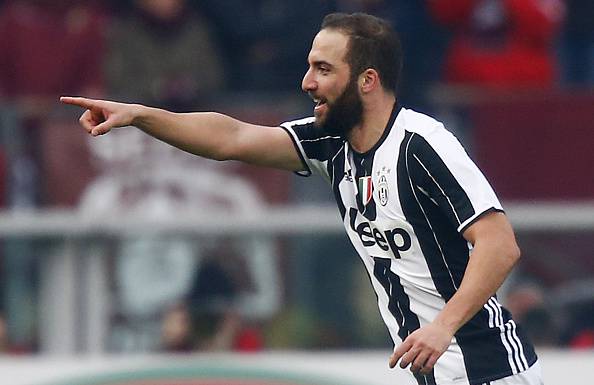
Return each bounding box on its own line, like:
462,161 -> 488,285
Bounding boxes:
302,29 -> 363,137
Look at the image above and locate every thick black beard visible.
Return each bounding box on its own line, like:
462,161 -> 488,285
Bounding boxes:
316,78 -> 363,138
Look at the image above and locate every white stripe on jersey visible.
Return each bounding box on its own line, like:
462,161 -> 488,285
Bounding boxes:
483,300 -> 496,328
493,298 -> 529,372
487,297 -> 530,374
510,320 -> 529,370
300,135 -> 341,142
487,298 -> 517,373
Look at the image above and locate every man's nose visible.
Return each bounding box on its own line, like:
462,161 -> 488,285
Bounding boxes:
301,69 -> 316,92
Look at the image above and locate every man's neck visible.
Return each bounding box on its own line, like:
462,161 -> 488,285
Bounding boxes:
348,93 -> 396,154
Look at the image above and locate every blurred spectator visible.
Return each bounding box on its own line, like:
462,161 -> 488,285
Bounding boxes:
505,282 -> 558,346
200,0 -> 333,91
105,0 -> 225,111
0,2 -> 107,352
428,0 -> 565,88
185,246 -> 261,352
0,0 -> 107,207
185,254 -> 239,351
159,245 -> 264,353
559,0 -> 594,85
569,330 -> 594,349
556,285 -> 594,349
0,0 -> 106,114
160,303 -> 193,352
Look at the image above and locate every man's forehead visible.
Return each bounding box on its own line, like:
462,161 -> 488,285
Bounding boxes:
308,29 -> 349,65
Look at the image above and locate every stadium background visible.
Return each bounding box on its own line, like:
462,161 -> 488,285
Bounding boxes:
0,0 -> 593,383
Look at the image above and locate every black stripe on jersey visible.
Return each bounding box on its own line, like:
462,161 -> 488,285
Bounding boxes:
406,133 -> 475,230
373,257 -> 420,341
397,131 -> 537,384
290,122 -> 343,162
329,146 -> 347,219
280,125 -> 311,176
282,120 -> 344,176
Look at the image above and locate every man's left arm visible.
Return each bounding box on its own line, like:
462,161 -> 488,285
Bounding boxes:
389,211 -> 521,374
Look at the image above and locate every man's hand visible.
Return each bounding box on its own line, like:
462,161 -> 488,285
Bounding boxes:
60,96 -> 140,136
388,322 -> 453,375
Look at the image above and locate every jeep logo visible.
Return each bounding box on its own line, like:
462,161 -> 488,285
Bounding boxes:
349,207 -> 411,258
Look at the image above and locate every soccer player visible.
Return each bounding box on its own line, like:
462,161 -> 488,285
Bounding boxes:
61,12 -> 542,385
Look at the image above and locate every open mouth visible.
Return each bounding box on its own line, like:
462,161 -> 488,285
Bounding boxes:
313,98 -> 327,113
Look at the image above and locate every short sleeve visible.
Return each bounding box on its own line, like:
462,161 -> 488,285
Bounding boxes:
280,117 -> 344,182
406,127 -> 504,233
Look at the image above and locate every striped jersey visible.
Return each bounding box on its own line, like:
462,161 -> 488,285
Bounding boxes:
280,104 -> 537,385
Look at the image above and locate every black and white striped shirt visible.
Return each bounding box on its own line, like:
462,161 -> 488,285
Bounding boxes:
281,104 -> 537,385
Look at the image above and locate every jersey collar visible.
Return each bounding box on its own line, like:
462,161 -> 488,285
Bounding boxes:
351,101 -> 400,158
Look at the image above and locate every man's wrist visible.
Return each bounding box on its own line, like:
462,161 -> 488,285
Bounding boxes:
432,304 -> 467,336
130,104 -> 150,128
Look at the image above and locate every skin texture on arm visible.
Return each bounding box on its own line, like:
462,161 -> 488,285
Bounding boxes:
59,96 -> 304,172
389,211 -> 521,374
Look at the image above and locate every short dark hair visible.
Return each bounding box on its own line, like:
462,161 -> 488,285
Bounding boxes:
321,13 -> 402,94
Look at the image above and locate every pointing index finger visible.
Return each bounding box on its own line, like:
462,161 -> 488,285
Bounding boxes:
60,96 -> 97,109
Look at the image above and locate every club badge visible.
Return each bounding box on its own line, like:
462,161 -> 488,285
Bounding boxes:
376,166 -> 391,206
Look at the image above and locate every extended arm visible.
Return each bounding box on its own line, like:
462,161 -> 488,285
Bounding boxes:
60,96 -> 304,171
390,211 -> 520,374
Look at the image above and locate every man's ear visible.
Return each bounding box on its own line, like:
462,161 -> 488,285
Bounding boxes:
359,69 -> 380,93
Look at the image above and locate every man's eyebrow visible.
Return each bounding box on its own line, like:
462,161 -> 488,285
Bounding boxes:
311,60 -> 334,68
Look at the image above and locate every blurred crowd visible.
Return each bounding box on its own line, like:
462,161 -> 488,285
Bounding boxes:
0,0 -> 593,355
1,0 -> 593,206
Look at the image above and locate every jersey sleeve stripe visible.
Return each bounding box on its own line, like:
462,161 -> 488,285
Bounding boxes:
458,207 -> 504,234
509,320 -> 529,371
300,135 -> 341,142
279,125 -> 311,177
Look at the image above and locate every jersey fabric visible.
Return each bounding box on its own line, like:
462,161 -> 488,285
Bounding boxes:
280,104 -> 537,385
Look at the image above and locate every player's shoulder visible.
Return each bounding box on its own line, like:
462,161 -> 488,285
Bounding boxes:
280,116 -> 344,145
398,107 -> 446,137
397,107 -> 459,151
280,116 -> 321,141
280,116 -> 316,130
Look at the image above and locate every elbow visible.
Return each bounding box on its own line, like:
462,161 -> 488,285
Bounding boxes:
513,243 -> 521,263
212,144 -> 243,162
209,136 -> 238,161
210,148 -> 232,161
506,241 -> 521,268
209,113 -> 242,162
